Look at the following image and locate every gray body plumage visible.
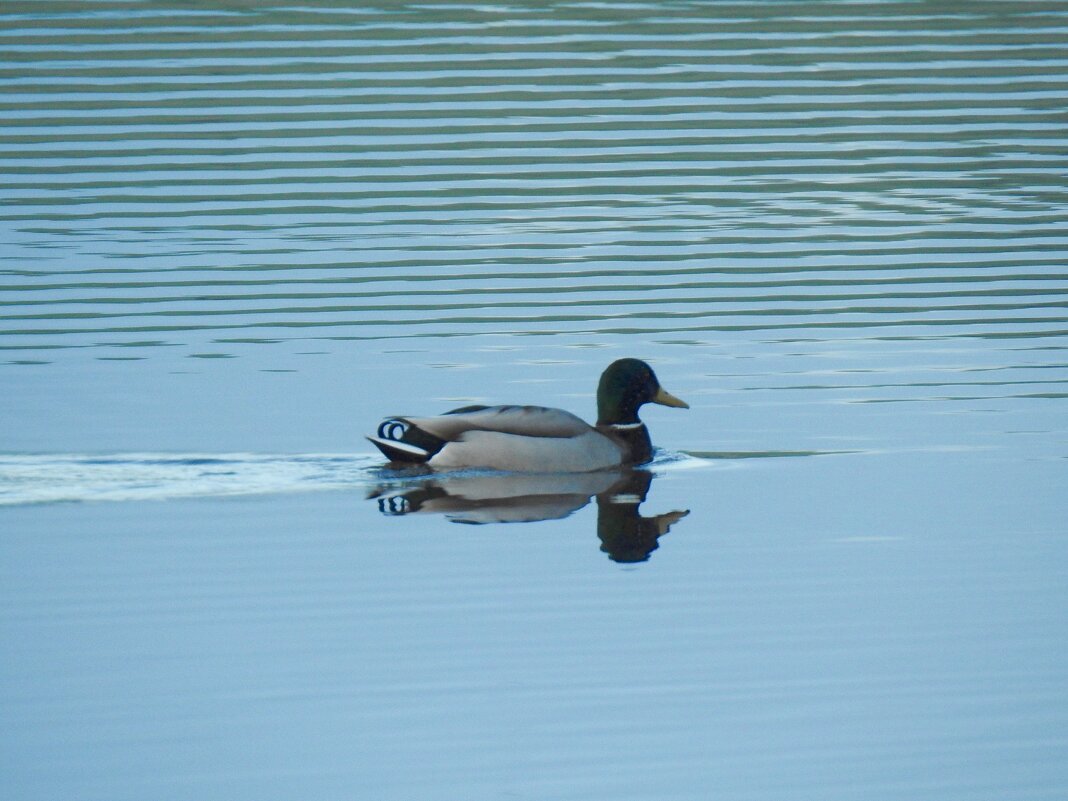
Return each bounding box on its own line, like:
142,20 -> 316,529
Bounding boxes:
368,405 -> 628,473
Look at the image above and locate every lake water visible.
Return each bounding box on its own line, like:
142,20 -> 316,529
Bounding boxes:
2,1 -> 1067,798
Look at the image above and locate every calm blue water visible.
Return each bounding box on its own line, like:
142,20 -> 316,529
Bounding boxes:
2,2 -> 1067,799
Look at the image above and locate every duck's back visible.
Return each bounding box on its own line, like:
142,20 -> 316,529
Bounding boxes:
407,405 -> 592,440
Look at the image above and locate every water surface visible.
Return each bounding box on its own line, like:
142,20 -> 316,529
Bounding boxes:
1,2 -> 1066,799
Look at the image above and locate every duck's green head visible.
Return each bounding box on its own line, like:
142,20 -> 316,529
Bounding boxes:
596,358 -> 688,425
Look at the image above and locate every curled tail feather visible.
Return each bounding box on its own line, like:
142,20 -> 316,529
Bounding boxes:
367,417 -> 447,464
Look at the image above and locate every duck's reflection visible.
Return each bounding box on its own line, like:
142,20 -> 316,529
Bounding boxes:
370,469 -> 688,563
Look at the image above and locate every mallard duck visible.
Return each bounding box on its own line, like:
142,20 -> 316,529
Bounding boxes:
367,358 -> 688,472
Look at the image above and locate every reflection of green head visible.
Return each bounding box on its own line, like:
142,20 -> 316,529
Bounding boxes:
595,470 -> 690,563
596,358 -> 689,425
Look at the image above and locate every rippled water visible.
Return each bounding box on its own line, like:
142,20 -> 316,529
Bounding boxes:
2,2 -> 1067,799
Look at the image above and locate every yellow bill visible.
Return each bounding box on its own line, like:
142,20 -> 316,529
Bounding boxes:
653,387 -> 689,409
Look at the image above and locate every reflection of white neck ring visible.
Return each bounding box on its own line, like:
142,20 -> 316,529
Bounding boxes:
608,422 -> 645,430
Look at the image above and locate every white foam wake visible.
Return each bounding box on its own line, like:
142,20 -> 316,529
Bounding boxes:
0,449 -> 724,507
0,453 -> 382,506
